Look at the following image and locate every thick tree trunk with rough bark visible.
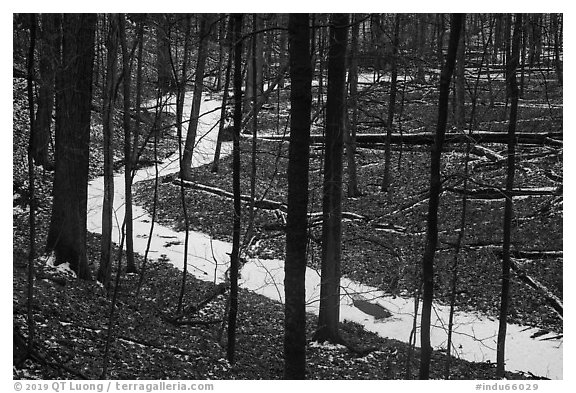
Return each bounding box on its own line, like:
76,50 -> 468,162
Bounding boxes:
284,13 -> 312,380
313,13 -> 348,345
46,13 -> 96,280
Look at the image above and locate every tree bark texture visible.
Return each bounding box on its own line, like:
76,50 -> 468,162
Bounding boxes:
382,14 -> 400,192
120,14 -> 137,274
181,14 -> 211,179
314,13 -> 348,344
46,13 -> 97,280
496,13 -> 522,379
97,14 -> 119,287
33,13 -> 59,169
284,13 -> 312,380
227,13 -> 243,365
345,13 -> 360,197
419,13 -> 463,380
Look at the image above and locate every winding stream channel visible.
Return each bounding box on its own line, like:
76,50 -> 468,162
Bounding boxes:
86,93 -> 562,379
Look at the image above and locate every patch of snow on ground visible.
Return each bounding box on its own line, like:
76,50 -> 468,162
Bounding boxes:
85,90 -> 562,380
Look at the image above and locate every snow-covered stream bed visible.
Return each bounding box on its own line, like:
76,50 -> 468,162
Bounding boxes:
86,93 -> 562,379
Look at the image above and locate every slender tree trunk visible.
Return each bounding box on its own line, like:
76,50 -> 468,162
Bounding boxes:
176,15 -> 192,315
26,12 -> 37,354
345,14 -> 360,197
419,13 -> 463,380
181,14 -> 211,180
212,17 -> 233,173
313,13 -> 348,344
156,14 -> 173,93
284,13 -> 312,380
415,14 -> 427,84
382,14 -> 400,192
33,13 -> 58,169
444,136 -> 471,380
496,13 -> 522,379
245,14 -> 259,243
135,92 -> 164,300
227,13 -> 243,364
436,14 -> 445,68
454,19 -> 466,129
97,14 -> 119,288
119,14 -> 137,274
215,16 -> 226,90
552,14 -> 562,85
132,17 -> 144,164
278,14 -> 287,88
245,14 -> 263,110
46,13 -> 96,280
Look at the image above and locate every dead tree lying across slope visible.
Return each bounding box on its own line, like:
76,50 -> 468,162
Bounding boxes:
261,131 -> 563,147
440,241 -> 563,319
171,178 -> 367,223
445,185 -> 561,199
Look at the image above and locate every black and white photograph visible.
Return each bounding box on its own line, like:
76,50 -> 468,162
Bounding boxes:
9,6 -> 567,387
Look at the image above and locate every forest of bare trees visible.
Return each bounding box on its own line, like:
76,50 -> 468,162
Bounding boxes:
12,13 -> 563,381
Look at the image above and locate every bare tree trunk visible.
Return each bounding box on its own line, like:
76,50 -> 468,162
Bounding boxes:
444,128 -> 471,380
26,12 -> 37,355
33,13 -> 58,169
415,14 -> 428,84
419,13 -> 463,380
313,13 -> 348,345
176,15 -> 192,315
132,17 -> 144,164
496,13 -> 522,379
227,13 -> 243,364
245,14 -> 259,244
284,13 -> 312,380
215,16 -> 226,90
46,13 -> 96,279
435,14 -> 445,68
181,14 -> 212,180
382,14 -> 400,192
135,92 -> 165,300
454,19 -> 466,129
552,14 -> 563,85
156,14 -> 173,93
119,14 -> 137,274
98,14 -> 119,288
245,14 -> 263,110
212,17 -> 233,173
345,13 -> 360,197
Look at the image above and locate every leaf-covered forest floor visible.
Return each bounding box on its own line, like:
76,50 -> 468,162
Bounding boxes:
12,64 -> 562,380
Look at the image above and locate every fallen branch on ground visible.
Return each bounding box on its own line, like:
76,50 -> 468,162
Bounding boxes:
445,186 -> 560,200
511,260 -> 563,319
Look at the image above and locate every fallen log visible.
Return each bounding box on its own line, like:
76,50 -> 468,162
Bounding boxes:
173,178 -> 287,211
470,145 -> 505,162
446,186 -> 561,199
463,243 -> 563,260
173,179 -> 368,223
262,131 -> 563,147
511,259 -> 563,319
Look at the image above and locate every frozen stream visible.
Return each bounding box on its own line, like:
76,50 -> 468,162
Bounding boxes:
86,93 -> 562,379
